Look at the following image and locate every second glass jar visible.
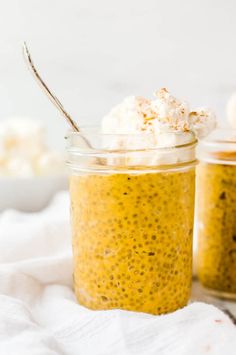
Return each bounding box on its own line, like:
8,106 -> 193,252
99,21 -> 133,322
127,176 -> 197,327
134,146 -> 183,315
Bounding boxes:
197,129 -> 236,299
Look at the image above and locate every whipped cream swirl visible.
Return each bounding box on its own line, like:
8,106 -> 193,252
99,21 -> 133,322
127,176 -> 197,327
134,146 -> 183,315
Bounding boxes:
102,88 -> 216,141
101,88 -> 217,165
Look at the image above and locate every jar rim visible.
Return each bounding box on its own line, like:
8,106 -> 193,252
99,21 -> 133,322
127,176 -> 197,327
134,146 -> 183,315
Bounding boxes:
198,128 -> 236,164
66,125 -> 197,153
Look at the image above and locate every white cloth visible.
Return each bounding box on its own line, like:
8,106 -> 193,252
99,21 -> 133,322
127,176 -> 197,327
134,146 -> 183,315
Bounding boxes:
0,192 -> 236,355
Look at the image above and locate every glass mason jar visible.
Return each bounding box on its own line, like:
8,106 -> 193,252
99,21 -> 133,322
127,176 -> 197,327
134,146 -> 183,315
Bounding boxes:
66,128 -> 197,315
197,129 -> 236,299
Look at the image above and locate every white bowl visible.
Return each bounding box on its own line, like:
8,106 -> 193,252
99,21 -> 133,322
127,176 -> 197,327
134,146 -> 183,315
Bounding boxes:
0,175 -> 68,212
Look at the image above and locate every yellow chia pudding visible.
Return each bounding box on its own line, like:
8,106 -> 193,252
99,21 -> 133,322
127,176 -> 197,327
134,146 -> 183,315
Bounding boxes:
70,168 -> 195,315
67,88 -> 216,314
197,154 -> 236,296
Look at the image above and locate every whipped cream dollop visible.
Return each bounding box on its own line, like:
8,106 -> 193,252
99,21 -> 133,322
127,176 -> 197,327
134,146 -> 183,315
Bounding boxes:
101,88 -> 217,165
0,118 -> 65,177
102,88 -> 216,140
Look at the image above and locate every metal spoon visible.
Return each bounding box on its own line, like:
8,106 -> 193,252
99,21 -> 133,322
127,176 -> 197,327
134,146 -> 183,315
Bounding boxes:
23,42 -> 80,133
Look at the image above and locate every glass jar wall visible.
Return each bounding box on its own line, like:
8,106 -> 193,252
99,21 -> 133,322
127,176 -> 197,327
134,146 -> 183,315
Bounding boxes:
197,129 -> 236,299
67,128 -> 197,314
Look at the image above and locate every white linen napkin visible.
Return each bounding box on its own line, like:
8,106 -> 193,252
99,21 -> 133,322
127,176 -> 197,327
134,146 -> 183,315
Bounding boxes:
0,192 -> 235,355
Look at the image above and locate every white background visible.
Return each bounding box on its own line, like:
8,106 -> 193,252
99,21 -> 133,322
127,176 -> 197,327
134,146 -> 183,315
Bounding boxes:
0,0 -> 235,148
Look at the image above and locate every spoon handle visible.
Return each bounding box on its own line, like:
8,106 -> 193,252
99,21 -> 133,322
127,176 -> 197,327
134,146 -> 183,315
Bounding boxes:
23,42 -> 80,132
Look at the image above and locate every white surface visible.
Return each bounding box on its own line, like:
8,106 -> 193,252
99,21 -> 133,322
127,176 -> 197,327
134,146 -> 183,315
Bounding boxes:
0,0 -> 234,149
0,192 -> 236,355
0,175 -> 68,212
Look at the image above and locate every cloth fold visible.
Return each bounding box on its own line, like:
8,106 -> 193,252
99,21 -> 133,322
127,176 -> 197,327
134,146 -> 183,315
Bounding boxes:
0,192 -> 235,355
